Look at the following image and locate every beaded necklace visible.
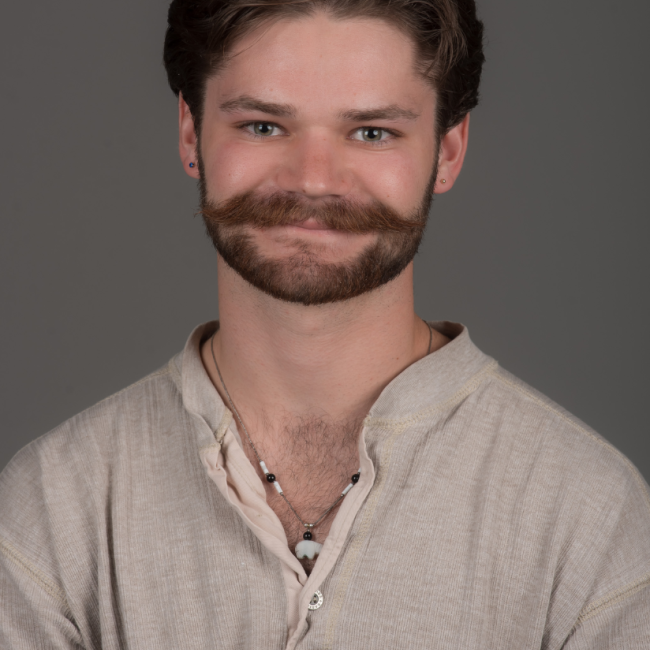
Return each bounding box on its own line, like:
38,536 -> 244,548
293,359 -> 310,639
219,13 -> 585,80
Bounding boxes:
209,322 -> 433,560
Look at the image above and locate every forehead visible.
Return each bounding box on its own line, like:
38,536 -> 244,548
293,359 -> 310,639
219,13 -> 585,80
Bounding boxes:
207,12 -> 435,119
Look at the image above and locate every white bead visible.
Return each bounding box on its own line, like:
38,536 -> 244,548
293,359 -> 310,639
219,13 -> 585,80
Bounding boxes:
342,483 -> 353,496
273,481 -> 283,494
260,461 -> 269,474
295,540 -> 323,559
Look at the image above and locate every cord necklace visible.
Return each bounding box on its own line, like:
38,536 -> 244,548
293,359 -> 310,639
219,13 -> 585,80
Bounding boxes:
209,321 -> 433,560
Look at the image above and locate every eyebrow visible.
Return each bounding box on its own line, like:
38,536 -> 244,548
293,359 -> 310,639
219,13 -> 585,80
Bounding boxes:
219,95 -> 420,122
339,106 -> 420,122
220,95 -> 297,118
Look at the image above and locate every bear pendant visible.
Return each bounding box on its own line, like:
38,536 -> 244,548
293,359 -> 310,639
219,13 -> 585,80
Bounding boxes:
295,540 -> 323,560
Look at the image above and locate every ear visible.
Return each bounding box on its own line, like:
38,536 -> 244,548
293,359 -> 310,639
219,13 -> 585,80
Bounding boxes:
434,113 -> 470,194
179,93 -> 200,179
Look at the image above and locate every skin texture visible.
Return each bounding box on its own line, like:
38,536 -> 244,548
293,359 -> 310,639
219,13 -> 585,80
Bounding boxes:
178,11 -> 469,572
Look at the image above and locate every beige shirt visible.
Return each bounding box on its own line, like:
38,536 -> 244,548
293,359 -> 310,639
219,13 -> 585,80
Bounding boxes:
1,321 -> 649,649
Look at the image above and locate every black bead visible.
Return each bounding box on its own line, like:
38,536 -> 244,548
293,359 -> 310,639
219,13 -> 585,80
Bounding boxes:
351,473 -> 360,484
266,473 -> 276,482
303,531 -> 313,540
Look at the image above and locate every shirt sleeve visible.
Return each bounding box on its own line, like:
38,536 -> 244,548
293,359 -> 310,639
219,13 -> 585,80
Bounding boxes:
560,577 -> 650,649
559,463 -> 650,649
0,436 -> 87,649
0,539 -> 85,649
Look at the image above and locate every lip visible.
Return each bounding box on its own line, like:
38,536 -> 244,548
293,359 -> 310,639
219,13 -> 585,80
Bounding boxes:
291,218 -> 334,231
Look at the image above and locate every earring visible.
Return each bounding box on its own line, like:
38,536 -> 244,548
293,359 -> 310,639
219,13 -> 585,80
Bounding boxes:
189,162 -> 196,168
440,178 -> 446,184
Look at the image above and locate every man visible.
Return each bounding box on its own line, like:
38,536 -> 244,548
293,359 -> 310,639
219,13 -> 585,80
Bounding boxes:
1,0 -> 648,647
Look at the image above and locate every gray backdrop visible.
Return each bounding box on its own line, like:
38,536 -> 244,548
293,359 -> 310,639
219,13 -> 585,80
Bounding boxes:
1,0 -> 649,480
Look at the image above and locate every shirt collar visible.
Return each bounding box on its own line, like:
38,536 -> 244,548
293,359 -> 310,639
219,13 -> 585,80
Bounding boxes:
172,320 -> 496,442
365,321 -> 497,425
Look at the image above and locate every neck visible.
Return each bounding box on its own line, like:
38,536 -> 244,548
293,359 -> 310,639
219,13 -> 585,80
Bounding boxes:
202,257 -> 447,437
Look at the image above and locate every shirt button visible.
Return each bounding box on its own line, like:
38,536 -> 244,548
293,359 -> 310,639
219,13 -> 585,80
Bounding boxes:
308,590 -> 324,610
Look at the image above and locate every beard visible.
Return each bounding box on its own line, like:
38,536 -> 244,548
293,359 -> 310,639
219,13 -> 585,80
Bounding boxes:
199,162 -> 437,306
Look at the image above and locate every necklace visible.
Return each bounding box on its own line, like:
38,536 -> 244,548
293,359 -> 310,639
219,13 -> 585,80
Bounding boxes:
209,321 -> 433,560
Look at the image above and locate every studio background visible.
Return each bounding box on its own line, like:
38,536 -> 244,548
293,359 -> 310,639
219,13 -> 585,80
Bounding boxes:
1,0 -> 648,479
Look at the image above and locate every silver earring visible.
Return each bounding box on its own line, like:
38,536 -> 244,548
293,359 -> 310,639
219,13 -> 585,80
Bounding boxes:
440,178 -> 446,184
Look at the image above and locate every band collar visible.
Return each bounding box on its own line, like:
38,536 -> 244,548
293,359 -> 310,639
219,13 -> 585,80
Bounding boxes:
174,320 -> 496,444
364,321 -> 497,426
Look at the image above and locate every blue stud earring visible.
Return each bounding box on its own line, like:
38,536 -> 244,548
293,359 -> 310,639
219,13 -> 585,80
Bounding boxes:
189,162 -> 195,168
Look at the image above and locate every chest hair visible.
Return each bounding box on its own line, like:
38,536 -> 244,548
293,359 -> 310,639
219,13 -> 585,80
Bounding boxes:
242,413 -> 363,574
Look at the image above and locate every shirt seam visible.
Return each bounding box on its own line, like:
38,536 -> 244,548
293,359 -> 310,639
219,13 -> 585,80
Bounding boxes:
214,410 -> 232,444
168,354 -> 182,387
205,411 -> 269,498
0,536 -> 72,616
492,373 -> 650,517
574,571 -> 650,627
363,359 -> 499,430
82,366 -> 172,415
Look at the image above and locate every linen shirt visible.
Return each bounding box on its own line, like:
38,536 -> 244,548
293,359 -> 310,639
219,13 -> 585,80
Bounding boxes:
1,320 -> 649,649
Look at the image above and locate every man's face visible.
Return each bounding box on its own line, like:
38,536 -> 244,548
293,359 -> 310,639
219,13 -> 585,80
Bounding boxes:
195,12 -> 439,305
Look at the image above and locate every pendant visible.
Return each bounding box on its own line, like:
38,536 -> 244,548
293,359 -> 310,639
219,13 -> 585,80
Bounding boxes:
295,540 -> 323,559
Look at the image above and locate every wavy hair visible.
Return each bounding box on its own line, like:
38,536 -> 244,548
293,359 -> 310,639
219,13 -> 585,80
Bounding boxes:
163,0 -> 484,137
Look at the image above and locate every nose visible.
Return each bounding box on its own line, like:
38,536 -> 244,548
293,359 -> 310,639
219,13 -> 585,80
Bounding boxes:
275,131 -> 352,199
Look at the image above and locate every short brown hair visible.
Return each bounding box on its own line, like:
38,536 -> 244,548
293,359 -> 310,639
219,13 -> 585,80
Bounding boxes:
163,0 -> 484,138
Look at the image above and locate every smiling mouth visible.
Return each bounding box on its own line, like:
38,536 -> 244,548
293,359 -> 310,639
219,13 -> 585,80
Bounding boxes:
289,218 -> 337,231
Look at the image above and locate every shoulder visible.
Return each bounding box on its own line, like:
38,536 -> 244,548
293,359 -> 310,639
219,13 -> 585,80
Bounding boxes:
479,365 -> 648,498
4,355 -> 182,476
445,363 -> 650,627
0,353 -> 196,630
477,365 -> 650,598
0,355 -> 185,552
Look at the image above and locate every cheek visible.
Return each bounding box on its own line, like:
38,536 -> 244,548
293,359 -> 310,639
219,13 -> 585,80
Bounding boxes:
357,151 -> 431,210
202,140 -> 275,197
